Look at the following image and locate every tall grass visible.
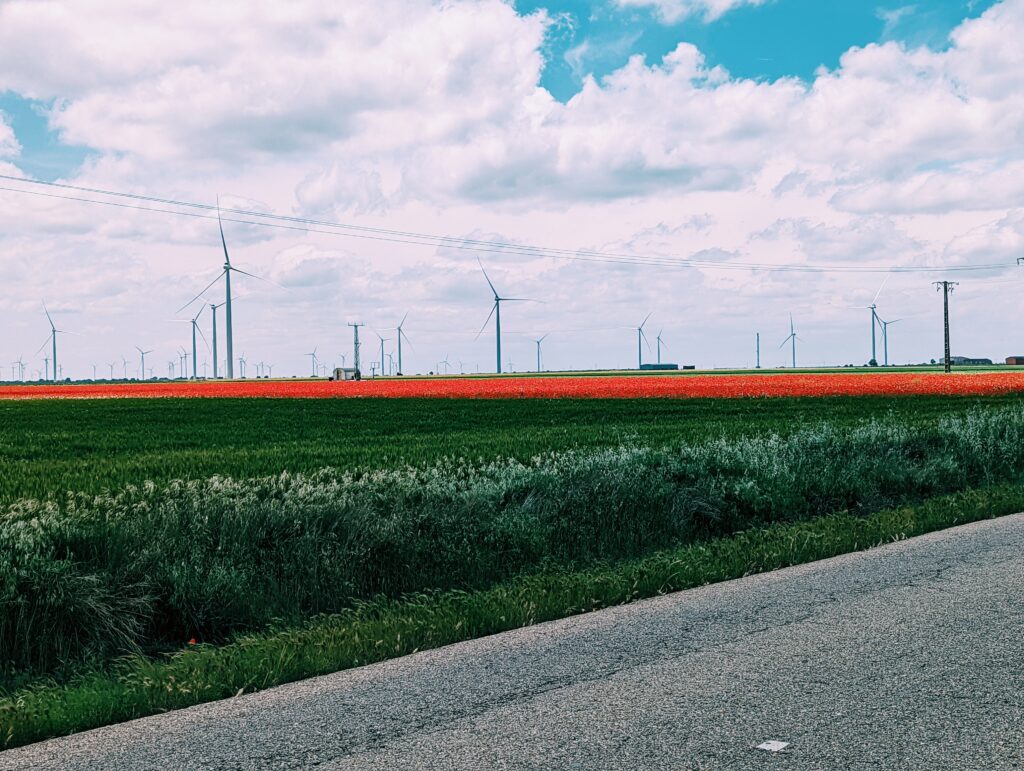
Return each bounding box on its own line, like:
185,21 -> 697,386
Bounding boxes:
4,485 -> 1024,750
3,406 -> 1024,681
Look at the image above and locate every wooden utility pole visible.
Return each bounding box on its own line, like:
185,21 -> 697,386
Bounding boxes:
933,281 -> 958,373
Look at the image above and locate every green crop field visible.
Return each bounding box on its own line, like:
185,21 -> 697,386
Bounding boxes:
1,393 -> 1021,505
3,392 -> 1024,747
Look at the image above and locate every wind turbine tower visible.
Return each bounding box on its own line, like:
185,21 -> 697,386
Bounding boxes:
136,347 -> 153,380
376,333 -> 390,376
656,330 -> 666,365
535,333 -> 549,372
636,313 -> 652,369
38,303 -> 64,382
879,317 -> 903,367
477,259 -> 534,374
780,315 -> 798,369
396,313 -> 411,375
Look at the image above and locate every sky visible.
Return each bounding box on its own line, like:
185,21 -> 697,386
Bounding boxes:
0,0 -> 1022,378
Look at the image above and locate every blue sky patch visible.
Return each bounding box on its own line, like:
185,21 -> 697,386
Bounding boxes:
519,0 -> 1000,101
0,92 -> 92,181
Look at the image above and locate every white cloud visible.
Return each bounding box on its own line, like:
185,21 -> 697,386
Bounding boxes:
615,0 -> 767,23
0,0 -> 1023,374
0,113 -> 19,158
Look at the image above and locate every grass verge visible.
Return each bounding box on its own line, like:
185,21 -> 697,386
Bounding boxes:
3,483 -> 1023,751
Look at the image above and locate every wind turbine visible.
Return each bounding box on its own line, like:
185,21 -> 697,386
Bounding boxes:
878,317 -> 903,367
136,347 -> 153,380
108,361 -> 116,379
122,356 -> 129,379
635,313 -> 653,369
238,353 -> 247,378
208,300 -> 229,378
186,304 -> 209,380
178,201 -> 263,378
534,333 -> 549,372
437,354 -> 451,375
376,332 -> 390,376
12,356 -> 26,381
394,313 -> 412,375
476,260 -> 536,374
307,347 -> 318,377
779,314 -> 800,369
859,276 -> 890,366
656,330 -> 667,365
38,303 -> 70,382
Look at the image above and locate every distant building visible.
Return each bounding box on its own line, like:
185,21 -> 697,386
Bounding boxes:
944,356 -> 994,366
640,363 -> 680,371
1007,356 -> 1024,366
333,367 -> 359,381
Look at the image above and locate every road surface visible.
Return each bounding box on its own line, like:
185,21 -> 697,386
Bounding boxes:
4,515 -> 1023,770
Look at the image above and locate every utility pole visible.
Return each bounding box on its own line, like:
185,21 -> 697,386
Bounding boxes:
869,305 -> 878,366
348,322 -> 364,379
211,304 -> 219,379
933,281 -> 958,373
756,333 -> 761,369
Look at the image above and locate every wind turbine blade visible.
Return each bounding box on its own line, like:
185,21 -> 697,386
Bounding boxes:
177,270 -> 226,313
230,265 -> 285,289
779,334 -> 794,349
871,273 -> 891,306
34,334 -> 52,355
217,197 -> 231,267
640,312 -> 652,330
195,324 -> 211,352
192,304 -> 206,322
475,303 -> 497,340
478,258 -> 498,297
502,297 -> 544,303
399,312 -> 409,328
42,302 -> 55,330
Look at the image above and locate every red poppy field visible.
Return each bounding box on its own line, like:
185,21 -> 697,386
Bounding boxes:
2,371 -> 1024,400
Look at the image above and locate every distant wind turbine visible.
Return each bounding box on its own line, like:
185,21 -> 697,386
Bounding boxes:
376,332 -> 390,376
394,313 -> 412,375
37,302 -> 72,382
858,275 -> 890,365
635,313 -> 653,369
307,347 -> 318,377
178,200 -> 264,378
779,314 -> 800,369
656,330 -> 667,365
136,347 -> 153,380
534,333 -> 549,373
476,259 -> 537,374
878,317 -> 903,367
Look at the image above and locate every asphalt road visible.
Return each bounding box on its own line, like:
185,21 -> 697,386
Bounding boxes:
5,515 -> 1023,770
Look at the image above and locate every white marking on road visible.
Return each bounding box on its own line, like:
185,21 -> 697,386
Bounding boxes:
756,740 -> 790,753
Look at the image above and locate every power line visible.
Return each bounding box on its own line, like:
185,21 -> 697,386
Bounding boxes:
0,174 -> 1017,275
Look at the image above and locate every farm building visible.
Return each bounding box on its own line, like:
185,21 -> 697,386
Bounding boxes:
1008,356 -> 1024,366
946,356 -> 994,365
